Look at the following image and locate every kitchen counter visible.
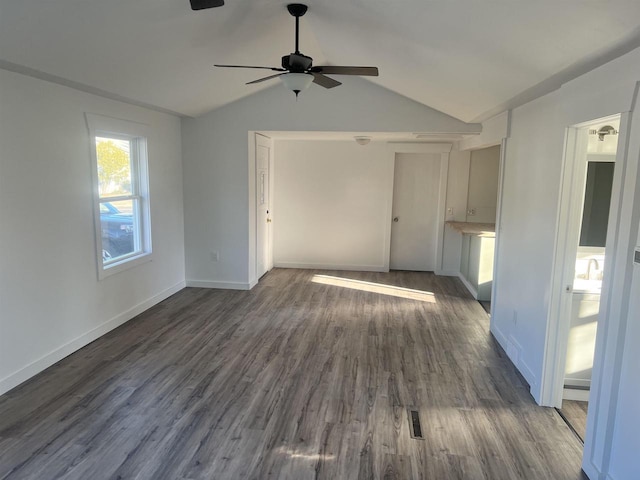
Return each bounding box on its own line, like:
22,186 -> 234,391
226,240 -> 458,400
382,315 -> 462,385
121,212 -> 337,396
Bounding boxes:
446,221 -> 496,237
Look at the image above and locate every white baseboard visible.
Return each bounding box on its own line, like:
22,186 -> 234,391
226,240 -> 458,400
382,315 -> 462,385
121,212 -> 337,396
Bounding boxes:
563,388 -> 591,402
582,459 -> 604,480
580,456 -> 620,480
273,262 -> 387,272
520,359 -> 538,395
186,279 -> 255,290
565,378 -> 591,389
491,325 -> 539,401
491,324 -> 509,349
0,281 -> 185,396
435,270 -> 459,277
457,272 -> 478,298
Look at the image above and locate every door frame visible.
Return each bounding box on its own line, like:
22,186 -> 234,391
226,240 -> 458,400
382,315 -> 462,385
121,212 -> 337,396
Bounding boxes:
248,132 -> 274,287
255,133 -> 273,279
385,143 -> 452,272
542,113 -> 627,409
489,138 -> 507,321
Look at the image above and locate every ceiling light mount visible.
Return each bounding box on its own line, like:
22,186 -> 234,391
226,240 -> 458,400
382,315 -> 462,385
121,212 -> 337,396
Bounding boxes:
287,3 -> 308,18
355,136 -> 372,146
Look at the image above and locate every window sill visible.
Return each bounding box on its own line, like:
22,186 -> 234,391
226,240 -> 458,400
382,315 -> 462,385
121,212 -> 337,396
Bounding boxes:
98,252 -> 153,280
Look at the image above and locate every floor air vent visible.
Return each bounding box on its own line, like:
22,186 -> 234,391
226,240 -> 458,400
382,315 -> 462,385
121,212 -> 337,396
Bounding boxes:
408,409 -> 424,439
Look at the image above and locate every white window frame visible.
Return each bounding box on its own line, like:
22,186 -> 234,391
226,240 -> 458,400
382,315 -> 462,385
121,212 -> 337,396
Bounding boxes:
86,113 -> 152,280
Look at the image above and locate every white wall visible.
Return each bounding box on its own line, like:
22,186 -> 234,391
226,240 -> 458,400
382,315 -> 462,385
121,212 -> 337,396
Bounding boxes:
467,145 -> 500,223
181,76 -> 480,288
273,140 -> 393,271
491,45 -> 640,479
492,89 -> 566,392
0,69 -> 185,395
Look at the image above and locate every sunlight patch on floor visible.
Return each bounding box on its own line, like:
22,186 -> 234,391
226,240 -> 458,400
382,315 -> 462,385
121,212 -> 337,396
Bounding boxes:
276,446 -> 335,461
312,274 -> 436,303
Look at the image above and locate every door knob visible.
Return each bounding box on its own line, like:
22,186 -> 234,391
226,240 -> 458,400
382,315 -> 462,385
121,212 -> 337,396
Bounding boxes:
393,217 -> 399,222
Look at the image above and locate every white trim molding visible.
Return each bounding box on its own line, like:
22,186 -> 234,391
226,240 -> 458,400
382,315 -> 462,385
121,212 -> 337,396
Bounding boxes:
186,279 -> 257,290
582,84 -> 640,480
542,112 -> 629,409
274,262 -> 388,272
85,113 -> 154,280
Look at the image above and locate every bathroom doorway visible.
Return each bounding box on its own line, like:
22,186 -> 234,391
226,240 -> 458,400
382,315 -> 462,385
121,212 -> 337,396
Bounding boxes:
550,115 -> 621,442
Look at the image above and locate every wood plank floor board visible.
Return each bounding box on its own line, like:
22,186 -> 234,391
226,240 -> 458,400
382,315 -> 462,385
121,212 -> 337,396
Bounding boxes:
559,400 -> 589,442
0,269 -> 586,479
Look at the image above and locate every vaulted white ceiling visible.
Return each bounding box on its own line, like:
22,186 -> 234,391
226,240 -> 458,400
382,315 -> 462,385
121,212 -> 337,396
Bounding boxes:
1,0 -> 639,122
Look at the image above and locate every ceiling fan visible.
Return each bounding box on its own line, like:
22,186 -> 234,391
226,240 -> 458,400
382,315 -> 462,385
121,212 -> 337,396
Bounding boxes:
190,0 -> 224,10
213,3 -> 379,97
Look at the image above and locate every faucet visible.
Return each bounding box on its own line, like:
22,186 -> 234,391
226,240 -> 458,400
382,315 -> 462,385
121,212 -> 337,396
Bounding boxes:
586,258 -> 600,280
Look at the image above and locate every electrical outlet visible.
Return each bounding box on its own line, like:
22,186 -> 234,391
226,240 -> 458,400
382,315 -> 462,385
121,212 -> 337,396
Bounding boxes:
210,251 -> 219,262
467,208 -> 476,216
447,207 -> 453,216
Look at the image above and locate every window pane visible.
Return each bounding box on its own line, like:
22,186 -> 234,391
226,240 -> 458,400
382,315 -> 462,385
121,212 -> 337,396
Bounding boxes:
100,199 -> 139,264
96,136 -> 133,198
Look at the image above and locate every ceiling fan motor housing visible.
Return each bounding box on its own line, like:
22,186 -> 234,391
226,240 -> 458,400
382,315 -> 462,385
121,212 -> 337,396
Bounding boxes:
287,4 -> 308,17
282,53 -> 313,72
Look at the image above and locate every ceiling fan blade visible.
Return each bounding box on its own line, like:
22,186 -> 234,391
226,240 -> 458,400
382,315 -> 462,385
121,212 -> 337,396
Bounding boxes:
310,66 -> 379,76
311,73 -> 342,89
215,64 -> 287,72
190,0 -> 224,10
246,73 -> 286,85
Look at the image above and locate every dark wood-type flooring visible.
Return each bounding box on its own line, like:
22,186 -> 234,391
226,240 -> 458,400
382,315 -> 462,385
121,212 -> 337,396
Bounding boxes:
560,400 -> 589,443
0,269 -> 586,479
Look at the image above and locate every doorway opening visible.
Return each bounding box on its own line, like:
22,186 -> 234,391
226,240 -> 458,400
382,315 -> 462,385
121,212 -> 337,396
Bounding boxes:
465,145 -> 501,315
547,114 -> 622,444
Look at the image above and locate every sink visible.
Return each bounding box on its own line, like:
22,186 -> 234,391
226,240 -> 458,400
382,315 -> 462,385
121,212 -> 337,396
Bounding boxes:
573,278 -> 602,294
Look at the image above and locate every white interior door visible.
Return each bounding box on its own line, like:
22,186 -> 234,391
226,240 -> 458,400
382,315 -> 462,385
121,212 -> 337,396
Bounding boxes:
256,134 -> 272,278
390,153 -> 442,271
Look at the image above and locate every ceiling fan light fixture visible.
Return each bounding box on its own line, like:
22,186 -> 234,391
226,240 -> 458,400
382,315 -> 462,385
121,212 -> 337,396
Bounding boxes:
280,73 -> 313,97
